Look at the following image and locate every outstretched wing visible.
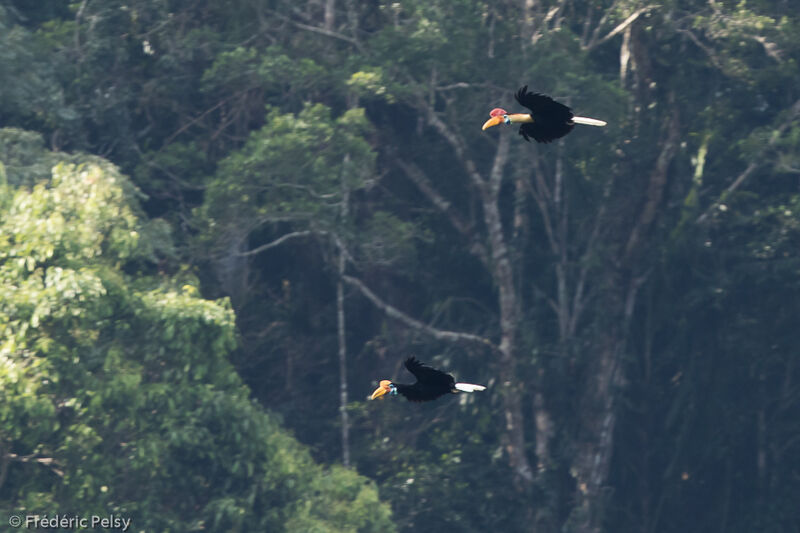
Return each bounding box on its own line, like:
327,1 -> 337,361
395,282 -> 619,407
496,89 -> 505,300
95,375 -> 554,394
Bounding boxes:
398,357 -> 456,402
404,357 -> 455,387
515,86 -> 575,143
514,86 -> 572,117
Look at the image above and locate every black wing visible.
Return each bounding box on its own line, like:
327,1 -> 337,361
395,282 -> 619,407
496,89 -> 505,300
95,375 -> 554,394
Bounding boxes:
514,86 -> 575,143
404,357 -> 454,384
514,86 -> 573,117
399,357 -> 455,402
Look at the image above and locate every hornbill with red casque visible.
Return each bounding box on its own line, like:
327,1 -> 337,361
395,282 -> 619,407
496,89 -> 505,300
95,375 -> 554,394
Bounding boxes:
482,85 -> 607,143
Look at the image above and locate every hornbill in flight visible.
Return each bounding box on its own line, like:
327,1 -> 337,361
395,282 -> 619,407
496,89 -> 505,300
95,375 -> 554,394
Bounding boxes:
370,357 -> 486,402
482,85 -> 606,143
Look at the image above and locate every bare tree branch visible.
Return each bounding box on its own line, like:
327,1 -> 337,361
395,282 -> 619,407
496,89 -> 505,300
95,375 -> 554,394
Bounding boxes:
393,156 -> 490,267
587,6 -> 656,50
268,9 -> 363,51
2,451 -> 64,479
436,82 -> 472,91
625,107 -> 681,260
570,176 -> 613,337
342,275 -> 494,348
236,230 -> 317,257
677,28 -> 726,71
163,97 -> 232,147
697,98 -> 800,223
525,153 -> 558,254
532,281 -> 560,316
752,35 -> 783,62
422,103 -> 488,192
585,0 -> 621,48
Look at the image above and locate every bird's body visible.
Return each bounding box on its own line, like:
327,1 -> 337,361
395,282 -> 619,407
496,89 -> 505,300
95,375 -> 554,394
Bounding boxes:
371,357 -> 486,403
514,88 -> 575,142
482,85 -> 606,143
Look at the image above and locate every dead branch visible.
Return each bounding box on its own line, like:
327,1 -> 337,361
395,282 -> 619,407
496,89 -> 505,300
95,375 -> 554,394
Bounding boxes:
625,106 -> 681,261
237,230 -> 318,257
393,156 -> 490,267
697,98 -> 800,223
587,6 -> 656,50
342,275 -> 494,348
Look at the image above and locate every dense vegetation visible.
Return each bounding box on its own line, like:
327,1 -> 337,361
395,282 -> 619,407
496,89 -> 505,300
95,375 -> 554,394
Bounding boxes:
1,1 -> 798,532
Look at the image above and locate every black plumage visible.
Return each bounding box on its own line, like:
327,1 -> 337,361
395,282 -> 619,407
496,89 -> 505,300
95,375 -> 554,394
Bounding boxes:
394,357 -> 457,402
514,85 -> 574,143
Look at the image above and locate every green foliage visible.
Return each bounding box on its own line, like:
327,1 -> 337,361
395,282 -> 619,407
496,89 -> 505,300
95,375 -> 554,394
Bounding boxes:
0,135 -> 394,532
0,7 -> 71,131
348,68 -> 395,103
355,397 -> 528,533
202,46 -> 328,103
286,466 -> 393,533
354,211 -> 420,269
2,1 -> 800,532
202,103 -> 374,238
0,129 -> 60,188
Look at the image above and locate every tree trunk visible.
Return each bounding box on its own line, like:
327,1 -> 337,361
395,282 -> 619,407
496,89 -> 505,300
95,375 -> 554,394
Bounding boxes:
482,133 -> 534,488
568,109 -> 680,532
337,253 -> 350,467
0,447 -> 9,491
421,107 -> 535,488
214,233 -> 250,310
569,284 -> 628,533
324,0 -> 335,31
338,154 -> 351,467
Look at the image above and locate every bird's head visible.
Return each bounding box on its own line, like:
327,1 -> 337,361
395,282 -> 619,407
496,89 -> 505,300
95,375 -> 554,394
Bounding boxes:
371,380 -> 397,400
482,108 -> 512,130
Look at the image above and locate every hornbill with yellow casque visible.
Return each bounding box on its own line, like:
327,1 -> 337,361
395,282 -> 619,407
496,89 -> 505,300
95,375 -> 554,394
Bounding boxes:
370,357 -> 486,403
482,85 -> 607,143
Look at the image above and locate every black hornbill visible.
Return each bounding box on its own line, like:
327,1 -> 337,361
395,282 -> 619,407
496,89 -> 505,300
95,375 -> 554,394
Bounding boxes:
482,85 -> 606,143
370,357 -> 486,403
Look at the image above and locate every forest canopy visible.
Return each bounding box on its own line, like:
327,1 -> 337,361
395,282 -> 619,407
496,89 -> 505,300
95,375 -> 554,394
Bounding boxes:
1,1 -> 799,532
0,129 -> 393,532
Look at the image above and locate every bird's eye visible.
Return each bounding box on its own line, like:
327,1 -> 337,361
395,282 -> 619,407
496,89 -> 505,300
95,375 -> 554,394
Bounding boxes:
503,114 -> 511,124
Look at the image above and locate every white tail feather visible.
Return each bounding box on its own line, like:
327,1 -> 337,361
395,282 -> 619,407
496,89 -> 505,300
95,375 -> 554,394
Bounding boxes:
572,116 -> 607,127
455,382 -> 486,393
